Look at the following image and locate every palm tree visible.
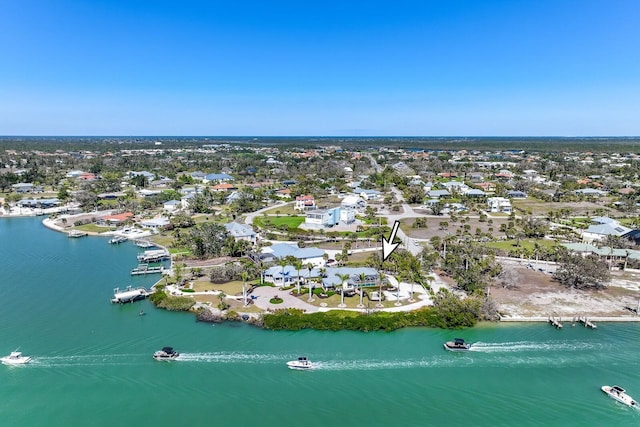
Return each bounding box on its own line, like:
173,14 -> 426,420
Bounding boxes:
306,262 -> 315,302
278,259 -> 288,287
358,272 -> 366,308
240,271 -> 249,307
293,260 -> 303,295
336,273 -> 350,308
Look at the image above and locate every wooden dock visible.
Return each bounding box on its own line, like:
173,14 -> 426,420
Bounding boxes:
137,249 -> 170,263
131,264 -> 164,276
576,316 -> 597,329
549,316 -> 563,329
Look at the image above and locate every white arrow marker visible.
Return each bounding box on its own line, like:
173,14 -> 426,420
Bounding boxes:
382,220 -> 400,262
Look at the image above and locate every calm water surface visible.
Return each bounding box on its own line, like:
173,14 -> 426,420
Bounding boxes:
1,217 -> 640,426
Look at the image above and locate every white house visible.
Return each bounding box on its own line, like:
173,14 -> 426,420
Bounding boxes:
340,208 -> 356,224
305,207 -> 341,228
294,195 -> 316,211
141,217 -> 171,230
224,222 -> 257,244
163,200 -> 181,212
487,197 -> 512,213
341,195 -> 366,210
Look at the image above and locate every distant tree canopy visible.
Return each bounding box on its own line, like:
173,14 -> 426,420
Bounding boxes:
553,254 -> 610,290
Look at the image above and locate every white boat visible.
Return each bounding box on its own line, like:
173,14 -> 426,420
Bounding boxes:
601,385 -> 638,407
443,338 -> 472,352
287,357 -> 314,370
153,347 -> 179,361
1,351 -> 32,365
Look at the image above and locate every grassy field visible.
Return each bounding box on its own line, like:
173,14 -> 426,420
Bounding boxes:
486,238 -> 558,251
260,203 -> 297,216
254,215 -> 305,229
73,224 -> 115,233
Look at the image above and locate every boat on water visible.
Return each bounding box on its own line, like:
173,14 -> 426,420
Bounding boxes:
287,357 -> 314,370
443,338 -> 472,352
1,351 -> 32,365
601,385 -> 638,407
153,347 -> 179,361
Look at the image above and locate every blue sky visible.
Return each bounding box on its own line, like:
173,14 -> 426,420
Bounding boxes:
1,0 -> 639,136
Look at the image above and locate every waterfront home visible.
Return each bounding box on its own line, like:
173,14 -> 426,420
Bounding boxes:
101,212 -> 134,225
141,217 -> 170,231
224,222 -> 257,244
262,265 -> 379,291
320,267 -> 379,291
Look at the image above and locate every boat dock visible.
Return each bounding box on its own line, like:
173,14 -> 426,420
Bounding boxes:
110,286 -> 150,304
137,249 -> 170,263
549,316 -> 563,329
575,316 -> 597,329
131,263 -> 164,275
134,239 -> 156,248
68,230 -> 88,238
109,235 -> 128,244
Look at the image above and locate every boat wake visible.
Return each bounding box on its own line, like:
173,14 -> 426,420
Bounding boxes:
176,352 -> 288,363
29,353 -> 146,367
311,356 -> 474,371
469,340 -> 605,353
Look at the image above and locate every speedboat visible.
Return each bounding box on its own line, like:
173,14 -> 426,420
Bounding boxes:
601,385 -> 638,407
444,338 -> 472,352
287,357 -> 314,370
153,347 -> 179,361
1,351 -> 32,365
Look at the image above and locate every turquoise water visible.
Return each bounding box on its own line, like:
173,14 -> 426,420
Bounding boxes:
2,217 -> 640,426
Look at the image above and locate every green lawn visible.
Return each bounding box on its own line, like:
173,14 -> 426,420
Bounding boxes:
73,224 -> 115,233
260,203 -> 297,216
486,238 -> 558,251
254,215 -> 305,229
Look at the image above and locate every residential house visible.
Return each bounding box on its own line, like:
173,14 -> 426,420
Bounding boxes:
507,190 -> 528,199
224,222 -> 257,245
203,173 -> 234,184
163,200 -> 181,212
486,197 -> 512,213
582,217 -> 632,242
295,195 -> 316,211
260,243 -> 326,267
341,195 -> 366,210
305,207 -> 341,228
141,217 -> 171,230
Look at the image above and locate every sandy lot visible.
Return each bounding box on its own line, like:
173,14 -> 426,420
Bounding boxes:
490,261 -> 640,319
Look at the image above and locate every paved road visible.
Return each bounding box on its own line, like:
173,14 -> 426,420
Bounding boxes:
243,201 -> 290,225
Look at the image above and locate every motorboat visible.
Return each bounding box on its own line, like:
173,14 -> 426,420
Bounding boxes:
287,357 -> 314,370
1,351 -> 32,365
443,338 -> 472,352
153,347 -> 179,361
601,385 -> 638,407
